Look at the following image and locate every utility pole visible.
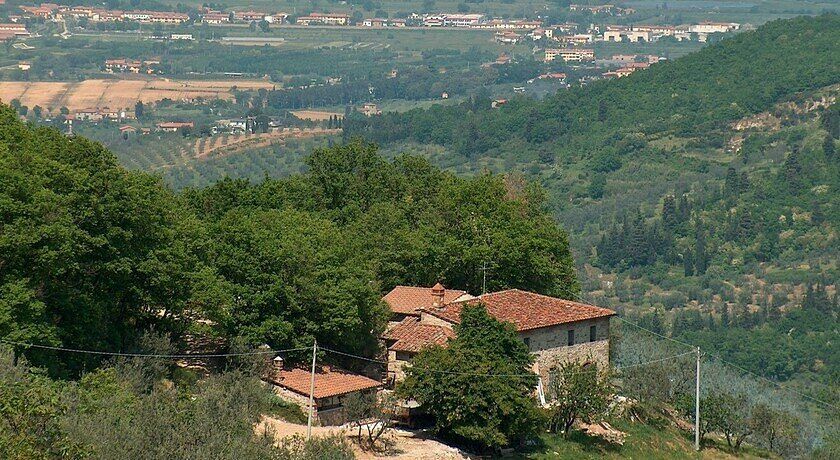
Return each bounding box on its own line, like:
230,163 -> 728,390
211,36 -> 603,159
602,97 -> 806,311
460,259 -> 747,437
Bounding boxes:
695,346 -> 701,451
482,260 -> 487,294
307,339 -> 317,440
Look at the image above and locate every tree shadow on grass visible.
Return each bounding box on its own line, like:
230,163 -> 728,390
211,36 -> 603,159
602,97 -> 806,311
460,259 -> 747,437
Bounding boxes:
565,429 -> 624,454
506,430 -> 623,458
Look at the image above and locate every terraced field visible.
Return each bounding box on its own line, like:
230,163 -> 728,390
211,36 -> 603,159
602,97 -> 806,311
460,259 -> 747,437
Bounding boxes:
0,78 -> 276,113
77,124 -> 340,188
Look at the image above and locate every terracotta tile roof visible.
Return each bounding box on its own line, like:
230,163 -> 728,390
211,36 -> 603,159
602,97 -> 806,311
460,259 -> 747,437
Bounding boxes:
382,285 -> 471,315
383,317 -> 455,353
424,289 -> 615,332
265,365 -> 381,399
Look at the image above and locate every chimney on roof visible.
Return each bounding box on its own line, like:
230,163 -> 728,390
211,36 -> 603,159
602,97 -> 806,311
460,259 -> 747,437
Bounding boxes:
431,283 -> 445,307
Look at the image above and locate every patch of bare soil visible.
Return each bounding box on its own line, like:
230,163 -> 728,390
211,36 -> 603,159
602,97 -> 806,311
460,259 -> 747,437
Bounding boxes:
256,417 -> 469,459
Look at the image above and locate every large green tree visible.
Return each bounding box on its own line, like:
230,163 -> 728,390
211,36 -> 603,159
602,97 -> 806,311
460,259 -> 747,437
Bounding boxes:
398,304 -> 542,453
186,140 -> 579,300
0,106 -> 203,376
180,140 -> 579,357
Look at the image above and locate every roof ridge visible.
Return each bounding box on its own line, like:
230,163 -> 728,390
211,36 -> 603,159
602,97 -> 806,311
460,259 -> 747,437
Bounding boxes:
487,288 -> 612,309
485,287 -> 517,295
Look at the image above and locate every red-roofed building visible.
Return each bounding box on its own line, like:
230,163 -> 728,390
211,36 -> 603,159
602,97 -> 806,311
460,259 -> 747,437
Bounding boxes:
264,364 -> 381,425
382,316 -> 455,383
156,121 -> 194,132
424,289 -> 615,332
381,285 -> 615,384
0,23 -> 30,37
382,283 -> 472,321
296,12 -> 350,26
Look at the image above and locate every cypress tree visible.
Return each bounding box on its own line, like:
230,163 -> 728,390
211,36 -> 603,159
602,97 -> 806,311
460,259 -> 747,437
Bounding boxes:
811,201 -> 825,225
662,195 -> 677,230
824,134 -> 836,159
822,106 -> 840,138
725,166 -> 740,197
683,249 -> 695,276
630,213 -> 649,266
677,194 -> 692,222
739,171 -> 750,193
738,210 -> 754,240
694,221 -> 708,275
597,99 -> 607,122
720,304 -> 730,328
783,150 -> 802,190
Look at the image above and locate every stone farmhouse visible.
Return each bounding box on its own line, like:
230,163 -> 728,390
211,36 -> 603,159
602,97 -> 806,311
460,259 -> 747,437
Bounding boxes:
263,362 -> 381,425
262,283 -> 614,425
382,284 -> 615,385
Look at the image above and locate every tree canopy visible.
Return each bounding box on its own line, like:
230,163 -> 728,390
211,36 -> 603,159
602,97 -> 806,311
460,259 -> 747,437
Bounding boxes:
397,304 -> 542,452
0,104 -> 578,374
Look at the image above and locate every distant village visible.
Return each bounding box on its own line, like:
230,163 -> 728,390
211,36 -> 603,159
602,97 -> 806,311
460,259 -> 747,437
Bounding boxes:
2,1 -> 747,138
7,2 -> 742,40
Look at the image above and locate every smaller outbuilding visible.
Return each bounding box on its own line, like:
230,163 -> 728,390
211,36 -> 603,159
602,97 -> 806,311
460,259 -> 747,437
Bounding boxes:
264,363 -> 382,425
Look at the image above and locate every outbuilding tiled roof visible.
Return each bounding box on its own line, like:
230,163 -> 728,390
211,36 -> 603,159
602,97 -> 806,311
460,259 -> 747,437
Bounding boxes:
383,316 -> 455,353
265,365 -> 381,399
383,284 -> 471,315
424,289 -> 616,332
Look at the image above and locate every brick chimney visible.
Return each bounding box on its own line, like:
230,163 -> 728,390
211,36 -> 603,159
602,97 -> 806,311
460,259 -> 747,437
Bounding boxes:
431,282 -> 445,307
273,356 -> 284,369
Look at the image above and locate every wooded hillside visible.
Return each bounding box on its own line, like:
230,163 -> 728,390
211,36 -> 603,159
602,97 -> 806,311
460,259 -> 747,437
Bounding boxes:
0,110 -> 577,377
343,14 -> 840,404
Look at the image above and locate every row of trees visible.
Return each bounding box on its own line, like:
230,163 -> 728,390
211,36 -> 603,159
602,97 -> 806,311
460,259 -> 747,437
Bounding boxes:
3,34 -> 395,81
265,59 -> 548,110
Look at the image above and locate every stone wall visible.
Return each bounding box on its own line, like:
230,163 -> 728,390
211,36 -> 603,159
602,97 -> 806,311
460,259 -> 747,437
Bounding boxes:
387,349 -> 414,384
270,384 -> 311,413
519,317 -> 612,383
419,311 -> 456,328
400,312 -> 612,388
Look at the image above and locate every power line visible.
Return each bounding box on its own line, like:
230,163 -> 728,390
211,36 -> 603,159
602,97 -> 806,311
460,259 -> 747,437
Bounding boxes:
707,353 -> 839,412
613,316 -> 696,350
615,350 -> 695,371
320,346 -> 387,364
0,338 -> 310,359
571,292 -> 839,412
321,346 -> 695,378
569,291 -> 695,349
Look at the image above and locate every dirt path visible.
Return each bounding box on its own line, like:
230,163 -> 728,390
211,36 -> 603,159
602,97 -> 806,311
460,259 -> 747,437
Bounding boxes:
192,127 -> 340,159
257,417 -> 469,460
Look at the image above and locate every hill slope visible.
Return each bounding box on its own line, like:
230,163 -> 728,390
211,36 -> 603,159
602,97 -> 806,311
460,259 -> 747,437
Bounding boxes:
343,14 -> 840,399
345,15 -> 839,206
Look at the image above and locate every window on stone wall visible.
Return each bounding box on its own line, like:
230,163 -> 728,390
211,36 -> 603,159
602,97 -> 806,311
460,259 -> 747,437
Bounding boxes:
590,325 -> 596,342
523,337 -> 530,350
567,329 -> 575,346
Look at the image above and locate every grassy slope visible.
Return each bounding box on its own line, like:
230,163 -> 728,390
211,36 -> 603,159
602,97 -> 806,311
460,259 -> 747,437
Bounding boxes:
524,420 -> 773,460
